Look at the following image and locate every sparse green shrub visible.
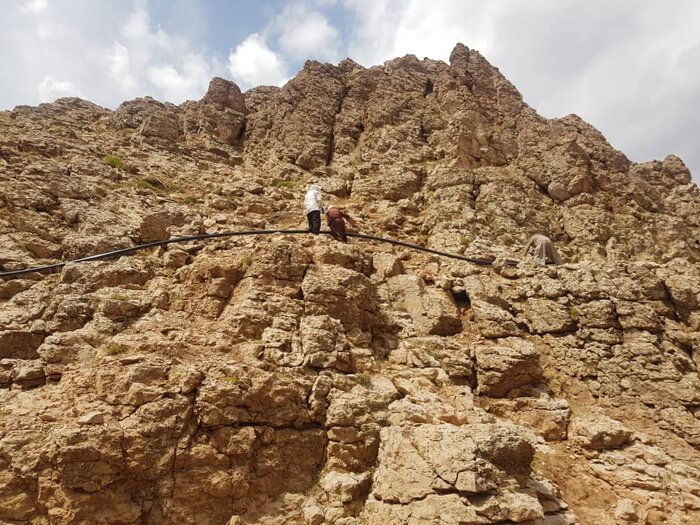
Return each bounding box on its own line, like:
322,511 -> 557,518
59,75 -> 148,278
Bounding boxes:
355,373 -> 372,387
304,468 -> 323,495
110,292 -> 129,301
374,348 -> 390,362
424,347 -> 438,359
103,342 -> 129,355
221,376 -> 239,384
105,155 -> 138,173
135,179 -> 164,193
274,180 -> 295,189
105,155 -> 125,169
182,195 -> 200,204
240,254 -> 253,267
569,307 -> 579,320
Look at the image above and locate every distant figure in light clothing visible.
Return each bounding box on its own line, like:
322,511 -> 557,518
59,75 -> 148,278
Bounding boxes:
304,183 -> 323,234
523,234 -> 562,265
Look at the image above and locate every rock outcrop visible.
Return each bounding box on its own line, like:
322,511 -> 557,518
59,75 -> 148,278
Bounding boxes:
1,43 -> 699,524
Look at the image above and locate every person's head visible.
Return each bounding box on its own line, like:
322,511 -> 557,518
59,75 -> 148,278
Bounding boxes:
308,182 -> 320,191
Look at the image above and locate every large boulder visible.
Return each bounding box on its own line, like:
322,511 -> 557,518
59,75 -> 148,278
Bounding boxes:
387,274 -> 462,336
202,77 -> 247,113
364,423 -> 541,523
474,338 -> 543,397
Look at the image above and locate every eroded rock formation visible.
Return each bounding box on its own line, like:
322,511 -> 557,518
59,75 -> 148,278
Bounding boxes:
1,44 -> 699,524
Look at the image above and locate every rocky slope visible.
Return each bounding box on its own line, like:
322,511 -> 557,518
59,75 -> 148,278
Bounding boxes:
1,43 -> 699,524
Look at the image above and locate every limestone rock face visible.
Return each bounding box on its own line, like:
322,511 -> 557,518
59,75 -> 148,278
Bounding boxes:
475,338 -> 543,397
202,77 -> 247,113
1,42 -> 699,525
569,415 -> 633,450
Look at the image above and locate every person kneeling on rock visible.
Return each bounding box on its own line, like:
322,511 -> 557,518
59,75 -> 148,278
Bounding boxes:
326,205 -> 358,243
304,183 -> 323,234
523,234 -> 562,265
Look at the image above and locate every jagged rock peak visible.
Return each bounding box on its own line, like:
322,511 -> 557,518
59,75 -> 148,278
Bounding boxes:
449,42 -> 471,66
337,57 -> 364,74
202,77 -> 246,113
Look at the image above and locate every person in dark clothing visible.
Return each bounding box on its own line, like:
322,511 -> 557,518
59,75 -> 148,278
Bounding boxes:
325,205 -> 358,242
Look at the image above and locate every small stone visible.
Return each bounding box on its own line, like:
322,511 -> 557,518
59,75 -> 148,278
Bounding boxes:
614,498 -> 638,522
164,248 -> 189,268
302,500 -> 324,525
77,411 -> 105,425
569,415 -> 632,450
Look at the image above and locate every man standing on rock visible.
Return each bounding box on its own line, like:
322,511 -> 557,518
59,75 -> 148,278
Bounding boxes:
304,183 -> 323,234
523,234 -> 562,265
326,205 -> 358,243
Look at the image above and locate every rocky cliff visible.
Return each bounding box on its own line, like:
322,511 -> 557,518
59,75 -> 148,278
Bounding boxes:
1,43 -> 699,525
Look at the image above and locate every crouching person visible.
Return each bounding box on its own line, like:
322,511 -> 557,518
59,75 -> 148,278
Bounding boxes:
326,205 -> 358,243
523,234 -> 562,265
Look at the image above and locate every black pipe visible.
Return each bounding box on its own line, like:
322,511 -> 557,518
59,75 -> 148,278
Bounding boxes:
0,229 -> 506,279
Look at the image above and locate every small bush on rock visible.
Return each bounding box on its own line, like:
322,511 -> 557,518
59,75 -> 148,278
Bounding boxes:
103,342 -> 129,355
105,155 -> 125,169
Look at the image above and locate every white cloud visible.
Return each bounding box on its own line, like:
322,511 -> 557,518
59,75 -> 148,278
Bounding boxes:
1,1 -> 221,108
122,6 -> 175,51
228,33 -> 288,89
104,6 -> 217,103
37,75 -> 82,102
107,42 -> 140,95
148,53 -> 215,103
343,0 -> 498,66
275,3 -> 340,61
19,0 -> 49,14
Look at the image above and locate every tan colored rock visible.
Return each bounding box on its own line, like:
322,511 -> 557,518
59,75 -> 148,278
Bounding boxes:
77,411 -> 105,425
138,211 -> 185,243
472,299 -> 521,338
320,471 -> 371,503
163,248 -> 189,268
614,498 -> 639,523
303,265 -> 378,332
365,423 -> 540,523
388,274 -> 462,336
0,40 -> 699,525
569,415 -> 633,450
519,298 -> 577,334
372,252 -> 403,278
475,338 -> 543,397
300,315 -> 353,372
202,77 -> 247,113
0,330 -> 46,359
12,358 -> 46,389
487,397 -> 571,441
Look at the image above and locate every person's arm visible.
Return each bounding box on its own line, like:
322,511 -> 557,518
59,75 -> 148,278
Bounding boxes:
523,236 -> 534,256
342,210 -> 359,227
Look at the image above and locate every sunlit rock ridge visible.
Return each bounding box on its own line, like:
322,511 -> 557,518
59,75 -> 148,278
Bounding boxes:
1,43 -> 699,525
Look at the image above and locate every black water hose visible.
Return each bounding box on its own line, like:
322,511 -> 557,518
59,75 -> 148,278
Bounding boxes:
0,229 -> 510,279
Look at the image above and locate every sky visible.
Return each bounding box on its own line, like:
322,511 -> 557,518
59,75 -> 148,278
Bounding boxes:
1,0 -> 698,182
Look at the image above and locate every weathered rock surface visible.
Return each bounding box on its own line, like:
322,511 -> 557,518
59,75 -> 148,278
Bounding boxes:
1,42 -> 699,525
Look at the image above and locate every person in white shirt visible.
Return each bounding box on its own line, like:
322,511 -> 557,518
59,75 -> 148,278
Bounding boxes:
304,183 -> 323,234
